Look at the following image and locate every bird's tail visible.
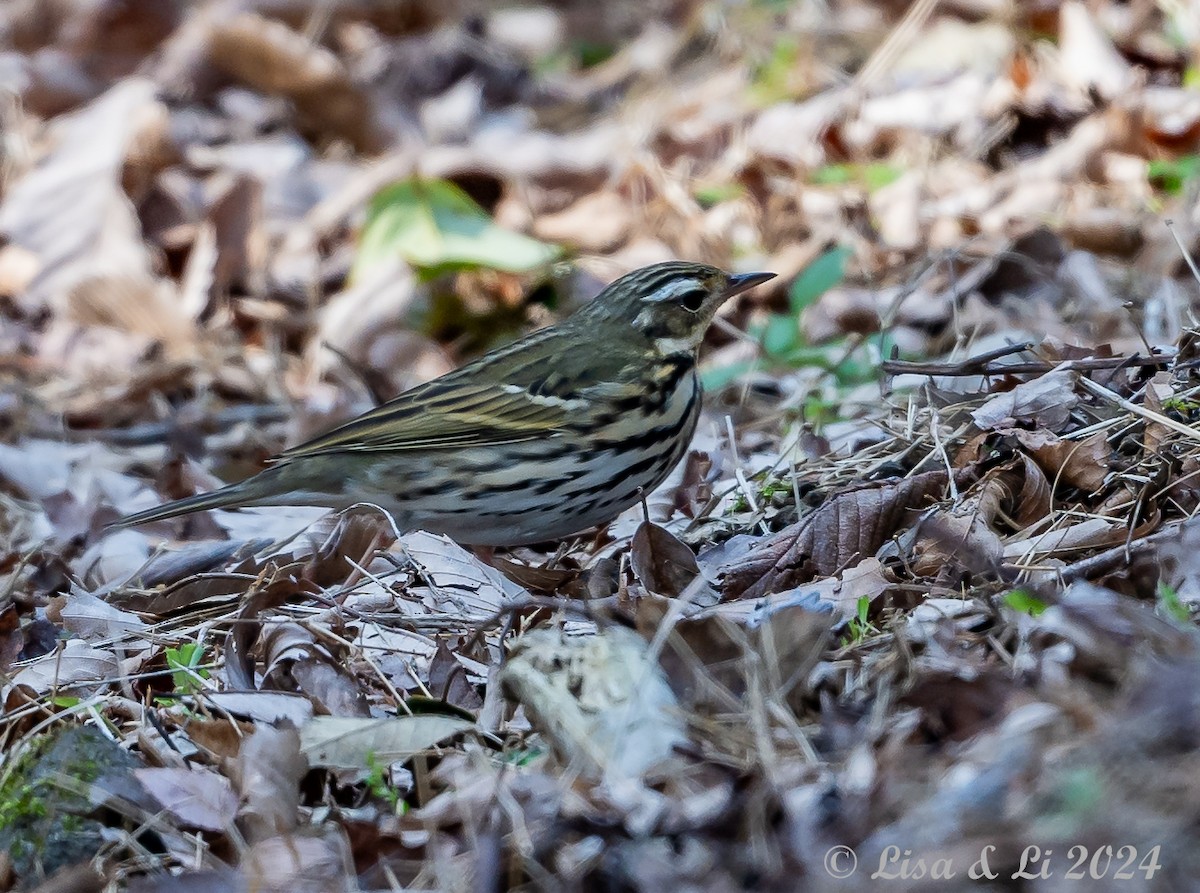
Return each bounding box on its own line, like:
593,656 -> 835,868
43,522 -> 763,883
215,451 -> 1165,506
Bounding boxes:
109,480 -> 265,529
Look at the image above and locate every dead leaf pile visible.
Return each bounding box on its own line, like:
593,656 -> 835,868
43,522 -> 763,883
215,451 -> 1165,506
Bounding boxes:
4,1 -> 1200,890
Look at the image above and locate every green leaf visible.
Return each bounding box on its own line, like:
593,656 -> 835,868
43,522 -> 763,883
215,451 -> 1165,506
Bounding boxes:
780,343 -> 839,370
810,163 -> 901,191
575,40 -> 616,68
1147,155 -> 1200,196
749,36 -> 802,105
700,359 -> 757,391
828,331 -> 894,386
810,164 -> 853,186
761,313 -> 800,357
855,596 -> 870,625
353,178 -> 559,282
1003,589 -> 1048,616
693,182 -> 746,208
863,163 -> 902,191
166,643 -> 208,693
1156,583 -> 1191,625
789,246 -> 851,315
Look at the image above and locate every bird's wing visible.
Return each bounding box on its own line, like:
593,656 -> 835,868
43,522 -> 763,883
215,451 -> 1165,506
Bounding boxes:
278,380 -> 585,457
277,327 -> 623,458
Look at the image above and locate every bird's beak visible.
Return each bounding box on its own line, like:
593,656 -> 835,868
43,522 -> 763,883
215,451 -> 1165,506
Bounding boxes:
723,271 -> 776,297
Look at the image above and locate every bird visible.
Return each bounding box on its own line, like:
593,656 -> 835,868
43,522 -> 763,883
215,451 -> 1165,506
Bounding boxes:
113,262 -> 775,545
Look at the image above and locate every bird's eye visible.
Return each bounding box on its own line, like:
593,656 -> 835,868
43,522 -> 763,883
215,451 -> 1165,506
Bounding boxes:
680,289 -> 707,312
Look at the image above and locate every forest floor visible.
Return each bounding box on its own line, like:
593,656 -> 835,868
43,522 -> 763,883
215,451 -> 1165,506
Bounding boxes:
2,1 -> 1200,890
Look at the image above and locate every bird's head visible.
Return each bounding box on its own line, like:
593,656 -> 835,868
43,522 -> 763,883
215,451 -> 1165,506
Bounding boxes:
580,262 -> 775,355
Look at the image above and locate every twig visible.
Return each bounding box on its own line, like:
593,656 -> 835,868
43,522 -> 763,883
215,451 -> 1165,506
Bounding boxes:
881,350 -> 1170,378
1167,218 -> 1200,290
1078,376 -> 1200,445
1058,519 -> 1193,583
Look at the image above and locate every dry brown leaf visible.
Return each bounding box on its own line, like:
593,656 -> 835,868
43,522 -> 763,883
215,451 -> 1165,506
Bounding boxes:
238,725 -> 307,845
67,274 -> 196,354
0,606 -> 23,673
0,243 -> 39,297
224,574 -> 306,691
243,828 -> 356,893
647,600 -> 833,714
52,591 -> 147,643
127,870 -> 242,893
0,78 -> 182,333
912,475 -> 1017,578
427,638 -> 484,711
704,558 -> 887,622
911,476 -> 1007,578
399,531 -> 525,620
1004,517 -> 1128,562
135,767 -> 238,832
1059,1 -> 1135,101
300,507 -> 399,589
720,470 -> 953,601
204,692 -> 315,727
312,259 -> 430,389
260,623 -> 370,718
1032,581 -> 1193,675
500,625 -> 686,780
351,623 -> 438,691
1141,377 -> 1174,458
9,641 -> 119,696
533,190 -> 632,253
299,715 -> 472,770
630,521 -> 701,598
1012,452 -> 1054,527
1013,428 -> 1110,493
488,556 -> 581,594
207,13 -> 380,152
971,370 -> 1079,431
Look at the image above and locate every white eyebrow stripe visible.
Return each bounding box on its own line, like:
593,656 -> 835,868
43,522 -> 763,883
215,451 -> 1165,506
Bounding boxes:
644,278 -> 704,303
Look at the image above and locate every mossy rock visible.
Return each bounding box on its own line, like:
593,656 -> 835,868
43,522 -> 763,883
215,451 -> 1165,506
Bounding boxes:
0,725 -> 143,884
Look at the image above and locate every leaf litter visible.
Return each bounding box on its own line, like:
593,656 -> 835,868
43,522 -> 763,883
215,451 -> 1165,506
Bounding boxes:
2,0 -> 1200,890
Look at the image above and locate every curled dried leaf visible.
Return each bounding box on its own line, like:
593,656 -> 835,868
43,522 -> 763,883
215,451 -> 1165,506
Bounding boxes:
1013,428 -> 1110,493
720,470 -> 954,601
971,370 -> 1079,432
630,521 -> 701,598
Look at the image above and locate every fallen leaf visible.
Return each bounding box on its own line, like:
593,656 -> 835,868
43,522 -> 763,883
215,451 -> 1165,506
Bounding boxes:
533,190 -> 631,253
629,521 -> 701,598
353,178 -> 559,282
238,725 -> 307,844
720,470 -> 953,601
1059,1 -> 1134,101
1013,428 -> 1110,493
399,531 -> 525,619
207,12 -> 380,152
299,715 -> 472,770
135,767 -> 238,832
500,625 -> 686,780
53,590 -> 147,642
971,370 -> 1079,431
203,692 -> 315,727
10,641 -> 119,695
0,78 -> 177,325
260,622 -> 370,718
